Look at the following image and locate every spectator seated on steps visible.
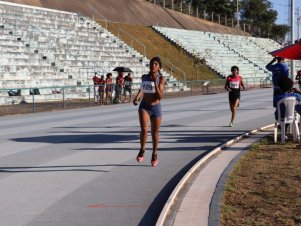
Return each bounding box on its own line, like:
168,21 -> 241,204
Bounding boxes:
273,76 -> 301,120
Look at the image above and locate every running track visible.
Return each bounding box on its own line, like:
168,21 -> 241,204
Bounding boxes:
0,88 -> 273,226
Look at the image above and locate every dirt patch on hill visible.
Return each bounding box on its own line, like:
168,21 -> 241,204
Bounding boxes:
3,0 -> 249,36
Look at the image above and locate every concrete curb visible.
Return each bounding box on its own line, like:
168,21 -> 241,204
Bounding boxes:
156,124 -> 274,226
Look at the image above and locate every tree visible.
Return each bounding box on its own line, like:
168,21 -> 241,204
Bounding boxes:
270,24 -> 290,43
240,0 -> 280,38
191,0 -> 236,18
149,0 -> 290,41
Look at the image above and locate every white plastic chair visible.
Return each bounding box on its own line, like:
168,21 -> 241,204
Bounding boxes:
274,96 -> 300,144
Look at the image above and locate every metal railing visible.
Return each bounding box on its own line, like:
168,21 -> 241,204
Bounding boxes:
158,55 -> 186,83
91,9 -> 108,30
118,28 -> 146,58
0,77 -> 272,115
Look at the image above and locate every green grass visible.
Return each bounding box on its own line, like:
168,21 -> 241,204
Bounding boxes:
96,21 -> 219,81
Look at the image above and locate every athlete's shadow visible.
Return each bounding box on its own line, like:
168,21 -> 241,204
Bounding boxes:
0,163 -> 148,173
11,133 -> 138,144
11,128 -> 244,145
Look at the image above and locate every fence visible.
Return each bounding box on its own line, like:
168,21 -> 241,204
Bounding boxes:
0,77 -> 272,116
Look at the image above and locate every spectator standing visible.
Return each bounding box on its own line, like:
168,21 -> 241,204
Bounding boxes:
295,70 -> 301,89
133,57 -> 166,167
105,73 -> 113,105
92,72 -> 101,103
124,73 -> 133,102
224,66 -> 246,127
266,56 -> 289,97
99,75 -> 106,105
115,71 -> 124,103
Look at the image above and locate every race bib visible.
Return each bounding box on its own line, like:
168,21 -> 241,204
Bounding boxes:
229,81 -> 239,89
141,81 -> 155,93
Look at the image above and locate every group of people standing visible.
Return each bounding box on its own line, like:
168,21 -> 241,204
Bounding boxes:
92,71 -> 133,105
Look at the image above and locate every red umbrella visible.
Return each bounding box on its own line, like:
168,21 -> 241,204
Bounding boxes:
270,40 -> 301,60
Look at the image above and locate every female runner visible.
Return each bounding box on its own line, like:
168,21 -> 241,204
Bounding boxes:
133,57 -> 166,167
225,65 -> 245,127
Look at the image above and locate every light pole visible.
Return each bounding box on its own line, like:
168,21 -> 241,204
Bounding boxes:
234,0 -> 241,30
291,0 -> 295,80
180,0 -> 183,13
297,7 -> 300,40
236,0 -> 239,26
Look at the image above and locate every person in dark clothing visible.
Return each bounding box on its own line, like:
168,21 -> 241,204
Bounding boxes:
295,70 -> 301,89
115,72 -> 124,103
266,56 -> 289,97
124,73 -> 133,102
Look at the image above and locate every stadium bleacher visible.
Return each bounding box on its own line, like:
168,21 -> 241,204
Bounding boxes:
153,26 -> 271,79
0,1 -> 182,105
0,1 -> 299,106
153,26 -> 301,83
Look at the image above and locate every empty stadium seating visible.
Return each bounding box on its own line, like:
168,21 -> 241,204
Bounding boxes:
0,1 -> 182,105
1,1 -> 299,106
153,26 -> 301,82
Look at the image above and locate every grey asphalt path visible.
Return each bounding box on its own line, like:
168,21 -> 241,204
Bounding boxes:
171,129 -> 273,226
0,88 -> 274,226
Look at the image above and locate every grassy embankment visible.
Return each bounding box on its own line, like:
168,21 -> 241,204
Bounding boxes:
96,21 -> 220,81
221,136 -> 301,226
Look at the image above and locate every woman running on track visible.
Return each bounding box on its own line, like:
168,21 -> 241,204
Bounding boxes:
133,57 -> 166,167
225,65 -> 245,127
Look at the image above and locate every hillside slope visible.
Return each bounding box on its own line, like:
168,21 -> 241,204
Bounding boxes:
103,22 -> 218,80
4,0 -> 249,36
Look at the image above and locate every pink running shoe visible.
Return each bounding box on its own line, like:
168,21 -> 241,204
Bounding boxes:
151,154 -> 158,167
136,149 -> 145,162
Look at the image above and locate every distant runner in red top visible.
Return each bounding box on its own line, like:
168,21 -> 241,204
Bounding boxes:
224,66 -> 246,127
